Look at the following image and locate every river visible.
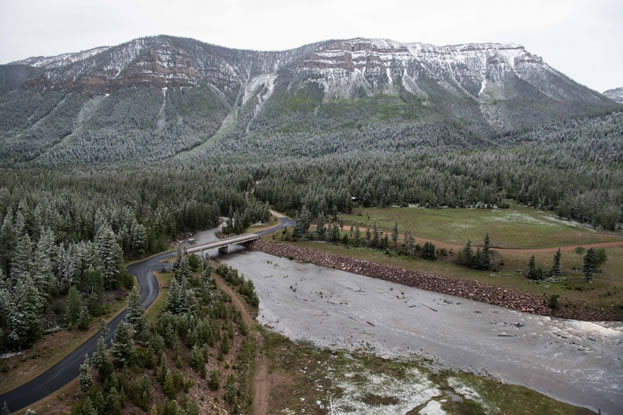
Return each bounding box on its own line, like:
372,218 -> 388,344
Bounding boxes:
219,250 -> 623,415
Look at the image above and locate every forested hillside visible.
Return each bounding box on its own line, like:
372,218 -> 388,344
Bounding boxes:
0,35 -> 620,165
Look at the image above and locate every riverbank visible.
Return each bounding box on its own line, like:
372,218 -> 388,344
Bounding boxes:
251,240 -> 619,321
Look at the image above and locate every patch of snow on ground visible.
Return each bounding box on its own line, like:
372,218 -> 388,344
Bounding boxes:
332,366 -> 440,414
419,400 -> 446,415
490,212 -> 553,226
540,215 -> 597,231
447,377 -> 486,407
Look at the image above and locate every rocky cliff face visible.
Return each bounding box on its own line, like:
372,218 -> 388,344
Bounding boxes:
0,35 -> 619,165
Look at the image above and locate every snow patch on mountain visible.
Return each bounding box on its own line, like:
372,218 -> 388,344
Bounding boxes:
11,46 -> 110,69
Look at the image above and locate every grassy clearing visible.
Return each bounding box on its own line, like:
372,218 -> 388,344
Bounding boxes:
286,241 -> 623,317
342,201 -> 623,249
263,332 -> 594,415
0,295 -> 127,394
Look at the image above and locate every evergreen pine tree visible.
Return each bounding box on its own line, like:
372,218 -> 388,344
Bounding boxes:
130,220 -> 146,256
342,233 -> 349,245
474,247 -> 482,269
163,369 -> 176,399
91,334 -> 108,370
139,375 -> 152,411
551,248 -> 562,278
12,233 -> 33,283
174,256 -> 192,283
105,386 -> 122,415
0,209 -> 16,277
482,233 -> 491,270
462,240 -> 473,267
31,227 -> 55,297
583,248 -> 596,283
95,225 -> 122,289
330,223 -> 339,242
81,397 -> 97,415
111,321 -> 133,367
13,210 -> 25,241
365,226 -> 371,245
2,401 -> 10,415
67,285 -> 82,326
315,219 -> 326,240
8,275 -> 42,349
372,222 -> 379,247
391,221 -> 399,249
77,306 -> 91,330
527,255 -> 540,280
422,242 -> 436,260
354,223 -> 361,246
190,344 -> 203,371
126,287 -> 146,336
79,354 -> 93,392
405,231 -> 415,256
172,245 -> 183,271
158,352 -> 168,384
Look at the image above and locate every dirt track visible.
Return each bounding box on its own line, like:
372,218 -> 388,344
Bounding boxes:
213,272 -> 269,415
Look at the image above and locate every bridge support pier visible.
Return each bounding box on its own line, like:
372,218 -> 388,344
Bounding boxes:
218,245 -> 229,255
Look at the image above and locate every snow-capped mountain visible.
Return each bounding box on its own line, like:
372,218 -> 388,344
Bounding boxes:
8,36 -> 609,105
0,35 -> 619,165
603,87 -> 623,103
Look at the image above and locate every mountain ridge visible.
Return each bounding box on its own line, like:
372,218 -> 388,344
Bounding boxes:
0,35 -> 620,166
604,87 -> 623,103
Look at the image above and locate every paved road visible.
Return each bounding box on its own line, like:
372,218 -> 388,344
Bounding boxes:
0,215 -> 293,412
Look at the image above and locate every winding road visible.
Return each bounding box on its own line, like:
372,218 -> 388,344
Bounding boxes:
0,215 -> 293,413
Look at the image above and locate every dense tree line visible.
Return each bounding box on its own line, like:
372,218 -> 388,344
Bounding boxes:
252,114 -> 623,230
284,216 -> 441,262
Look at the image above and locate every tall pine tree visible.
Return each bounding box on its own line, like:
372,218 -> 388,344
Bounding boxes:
8,275 -> 42,349
583,248 -> 596,283
551,248 -> 562,278
126,287 -> 146,338
79,354 -> 93,392
95,225 -> 122,289
111,321 -> 133,367
482,233 -> 491,270
391,221 -> 399,249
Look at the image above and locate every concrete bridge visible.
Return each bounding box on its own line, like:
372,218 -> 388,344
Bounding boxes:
185,232 -> 261,255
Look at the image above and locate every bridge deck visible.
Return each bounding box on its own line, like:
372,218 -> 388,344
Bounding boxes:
186,233 -> 260,254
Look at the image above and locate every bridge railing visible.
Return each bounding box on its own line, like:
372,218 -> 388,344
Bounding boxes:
185,233 -> 260,254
